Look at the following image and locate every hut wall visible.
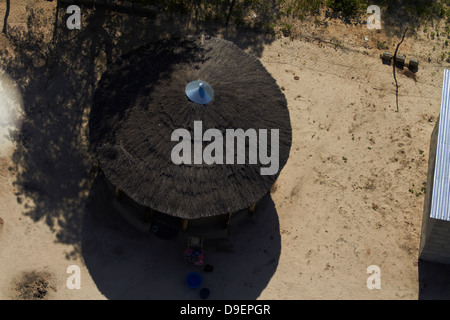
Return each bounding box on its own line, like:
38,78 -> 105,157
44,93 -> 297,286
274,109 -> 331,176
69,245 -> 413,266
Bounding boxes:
100,172 -> 252,238
420,218 -> 450,264
420,115 -> 450,264
419,120 -> 439,260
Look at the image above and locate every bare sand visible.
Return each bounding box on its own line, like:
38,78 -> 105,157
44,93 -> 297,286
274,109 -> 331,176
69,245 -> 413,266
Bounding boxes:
1,0 -> 450,300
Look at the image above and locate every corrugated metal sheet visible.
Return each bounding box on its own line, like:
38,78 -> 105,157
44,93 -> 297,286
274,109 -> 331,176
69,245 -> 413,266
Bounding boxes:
430,69 -> 450,221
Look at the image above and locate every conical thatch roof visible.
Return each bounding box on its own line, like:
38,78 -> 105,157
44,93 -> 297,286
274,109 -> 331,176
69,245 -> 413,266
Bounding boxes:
89,35 -> 292,219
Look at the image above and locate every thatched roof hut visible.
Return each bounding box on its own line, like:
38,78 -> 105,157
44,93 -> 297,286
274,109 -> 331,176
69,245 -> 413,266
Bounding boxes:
89,35 -> 292,220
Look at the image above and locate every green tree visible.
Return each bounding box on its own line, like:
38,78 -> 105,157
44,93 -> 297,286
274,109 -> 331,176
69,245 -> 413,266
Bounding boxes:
327,0 -> 366,19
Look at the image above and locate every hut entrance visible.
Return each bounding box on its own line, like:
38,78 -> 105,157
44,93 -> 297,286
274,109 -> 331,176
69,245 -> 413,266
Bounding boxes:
150,212 -> 181,240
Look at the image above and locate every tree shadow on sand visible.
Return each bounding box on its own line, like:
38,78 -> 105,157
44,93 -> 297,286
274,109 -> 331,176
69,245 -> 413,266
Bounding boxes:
83,179 -> 281,300
0,1 -> 281,298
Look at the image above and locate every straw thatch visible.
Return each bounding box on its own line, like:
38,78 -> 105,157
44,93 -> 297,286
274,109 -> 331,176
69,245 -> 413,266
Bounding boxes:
89,35 -> 292,219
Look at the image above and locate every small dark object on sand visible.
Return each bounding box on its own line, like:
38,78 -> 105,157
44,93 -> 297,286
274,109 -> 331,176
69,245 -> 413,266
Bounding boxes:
204,264 -> 214,272
199,288 -> 210,299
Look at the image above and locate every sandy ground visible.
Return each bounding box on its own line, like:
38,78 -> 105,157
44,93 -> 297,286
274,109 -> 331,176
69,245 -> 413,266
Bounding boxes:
1,0 -> 450,300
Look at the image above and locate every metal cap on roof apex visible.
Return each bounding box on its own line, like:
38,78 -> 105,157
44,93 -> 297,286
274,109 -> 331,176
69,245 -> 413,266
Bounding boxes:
186,80 -> 214,105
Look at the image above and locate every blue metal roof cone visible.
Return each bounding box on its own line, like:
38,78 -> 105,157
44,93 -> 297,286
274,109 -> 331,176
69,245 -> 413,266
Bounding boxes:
186,80 -> 214,105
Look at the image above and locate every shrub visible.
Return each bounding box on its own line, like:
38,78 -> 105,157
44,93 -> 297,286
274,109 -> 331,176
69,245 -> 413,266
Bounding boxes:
326,0 -> 366,19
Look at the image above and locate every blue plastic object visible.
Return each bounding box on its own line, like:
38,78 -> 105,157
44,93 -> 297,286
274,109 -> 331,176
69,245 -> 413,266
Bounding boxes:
185,272 -> 203,289
186,80 -> 214,105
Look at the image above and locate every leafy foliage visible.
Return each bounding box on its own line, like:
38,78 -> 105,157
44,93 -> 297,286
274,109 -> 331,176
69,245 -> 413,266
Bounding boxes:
326,0 -> 367,19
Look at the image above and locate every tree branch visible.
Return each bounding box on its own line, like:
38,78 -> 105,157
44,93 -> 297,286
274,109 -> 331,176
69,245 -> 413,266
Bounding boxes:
2,0 -> 10,35
393,27 -> 408,113
225,0 -> 236,39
